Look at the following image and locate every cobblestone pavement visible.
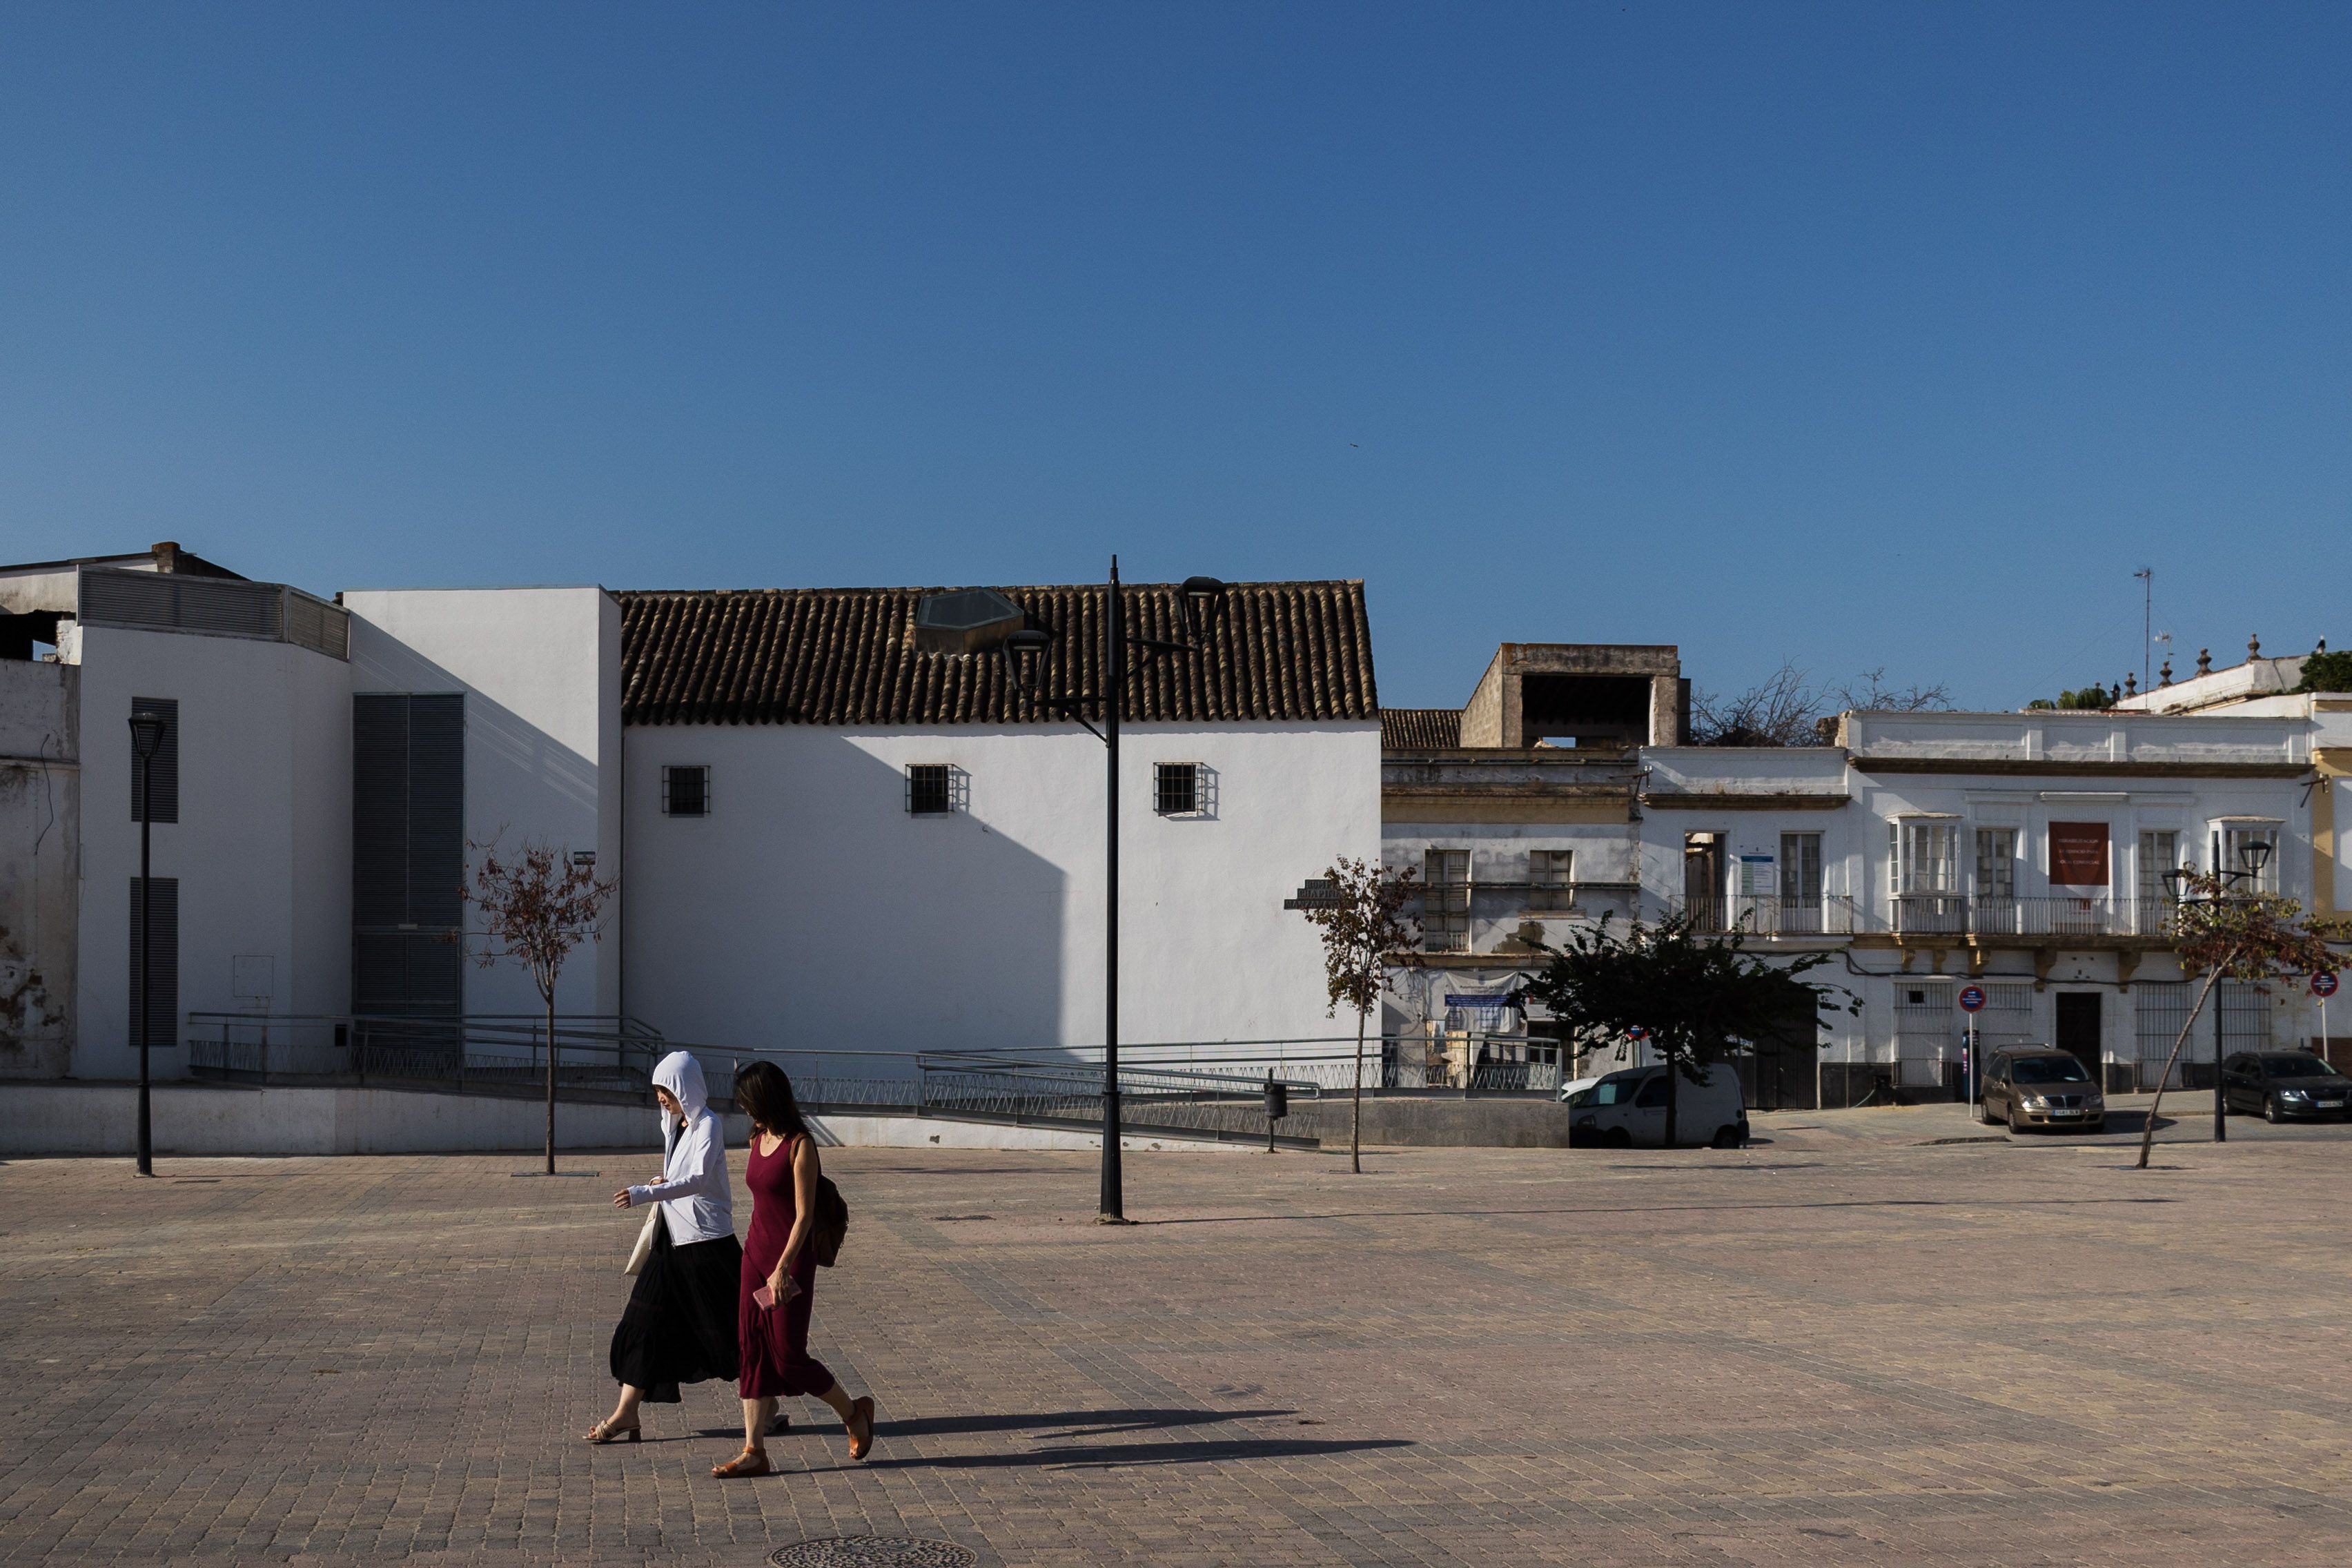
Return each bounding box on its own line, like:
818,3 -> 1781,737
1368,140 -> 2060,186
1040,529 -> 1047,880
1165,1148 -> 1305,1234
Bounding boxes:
5,1110 -> 2352,1566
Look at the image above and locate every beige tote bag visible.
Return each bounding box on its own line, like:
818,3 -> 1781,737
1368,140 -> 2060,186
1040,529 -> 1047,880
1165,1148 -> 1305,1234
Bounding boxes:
623,1209 -> 659,1277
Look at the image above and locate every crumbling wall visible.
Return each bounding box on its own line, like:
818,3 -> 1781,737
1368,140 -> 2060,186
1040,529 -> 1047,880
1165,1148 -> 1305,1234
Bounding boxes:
0,660 -> 78,1077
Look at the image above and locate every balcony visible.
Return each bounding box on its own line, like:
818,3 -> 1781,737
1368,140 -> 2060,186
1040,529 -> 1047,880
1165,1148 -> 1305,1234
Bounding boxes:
1876,894 -> 2182,941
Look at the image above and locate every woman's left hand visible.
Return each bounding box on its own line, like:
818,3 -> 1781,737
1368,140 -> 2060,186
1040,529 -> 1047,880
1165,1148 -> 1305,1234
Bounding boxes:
611,1189 -> 634,1209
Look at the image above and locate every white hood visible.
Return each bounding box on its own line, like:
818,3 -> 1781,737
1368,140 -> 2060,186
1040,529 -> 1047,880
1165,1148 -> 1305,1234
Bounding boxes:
653,1050 -> 709,1134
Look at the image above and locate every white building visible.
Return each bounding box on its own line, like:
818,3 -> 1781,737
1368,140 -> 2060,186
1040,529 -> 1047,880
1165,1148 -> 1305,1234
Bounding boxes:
1382,640 -> 2342,1106
0,545 -> 1380,1096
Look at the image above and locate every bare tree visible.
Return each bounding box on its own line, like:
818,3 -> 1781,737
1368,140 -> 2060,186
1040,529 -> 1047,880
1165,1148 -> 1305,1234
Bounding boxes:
464,839 -> 618,1175
2135,872 -> 2347,1170
1832,667 -> 1953,713
1689,662 -> 1823,747
1297,857 -> 1419,1173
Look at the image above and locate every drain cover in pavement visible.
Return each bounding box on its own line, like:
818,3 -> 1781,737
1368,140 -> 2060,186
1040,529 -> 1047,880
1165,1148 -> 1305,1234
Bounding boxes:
769,1538 -> 977,1568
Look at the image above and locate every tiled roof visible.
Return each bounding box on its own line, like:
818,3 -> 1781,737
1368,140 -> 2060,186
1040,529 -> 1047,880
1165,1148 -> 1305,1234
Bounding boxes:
619,580 -> 1377,727
1381,708 -> 1462,749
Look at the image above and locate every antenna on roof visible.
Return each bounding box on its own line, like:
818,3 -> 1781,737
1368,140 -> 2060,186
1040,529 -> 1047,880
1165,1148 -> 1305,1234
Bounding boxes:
2132,568 -> 2153,692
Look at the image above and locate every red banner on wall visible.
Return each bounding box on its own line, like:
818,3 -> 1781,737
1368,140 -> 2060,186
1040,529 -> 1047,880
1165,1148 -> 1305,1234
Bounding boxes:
2048,822 -> 2110,887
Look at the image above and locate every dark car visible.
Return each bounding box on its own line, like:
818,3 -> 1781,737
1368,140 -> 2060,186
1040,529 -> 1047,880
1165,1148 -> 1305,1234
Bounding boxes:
1980,1049 -> 2105,1133
2221,1052 -> 2352,1122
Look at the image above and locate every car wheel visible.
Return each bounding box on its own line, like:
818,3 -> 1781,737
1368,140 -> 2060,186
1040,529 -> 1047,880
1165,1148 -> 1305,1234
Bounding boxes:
1980,1099 -> 2003,1126
2265,1096 -> 2285,1124
1604,1128 -> 1632,1149
2006,1103 -> 2022,1135
1710,1124 -> 1741,1150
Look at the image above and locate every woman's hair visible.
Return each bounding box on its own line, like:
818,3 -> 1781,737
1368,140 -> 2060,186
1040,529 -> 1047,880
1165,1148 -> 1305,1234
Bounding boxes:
732,1059 -> 810,1140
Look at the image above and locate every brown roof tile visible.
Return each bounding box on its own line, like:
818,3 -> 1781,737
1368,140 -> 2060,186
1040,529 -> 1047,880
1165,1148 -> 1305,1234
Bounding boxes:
618,580 -> 1378,727
1380,708 -> 1463,749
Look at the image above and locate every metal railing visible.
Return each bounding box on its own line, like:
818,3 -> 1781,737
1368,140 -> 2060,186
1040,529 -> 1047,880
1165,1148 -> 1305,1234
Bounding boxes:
186,1012 -> 669,1090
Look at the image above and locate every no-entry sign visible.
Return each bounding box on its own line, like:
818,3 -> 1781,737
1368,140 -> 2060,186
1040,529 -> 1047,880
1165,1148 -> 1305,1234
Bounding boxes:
1958,985 -> 1986,1012
2314,972 -> 2340,999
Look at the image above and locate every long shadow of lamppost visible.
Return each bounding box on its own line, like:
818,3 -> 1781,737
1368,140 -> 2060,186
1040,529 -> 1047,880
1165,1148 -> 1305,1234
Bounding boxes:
921,562 -> 1226,1224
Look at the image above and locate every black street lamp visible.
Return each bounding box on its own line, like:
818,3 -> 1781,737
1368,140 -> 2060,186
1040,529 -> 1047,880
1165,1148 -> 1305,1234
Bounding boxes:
2164,839 -> 2275,1144
128,709 -> 167,1179
991,559 -> 1226,1223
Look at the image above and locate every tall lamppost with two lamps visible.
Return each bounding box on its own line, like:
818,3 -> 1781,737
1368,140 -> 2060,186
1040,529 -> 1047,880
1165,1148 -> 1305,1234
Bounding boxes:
2163,838 -> 2274,1144
918,561 -> 1227,1224
127,707 -> 168,1178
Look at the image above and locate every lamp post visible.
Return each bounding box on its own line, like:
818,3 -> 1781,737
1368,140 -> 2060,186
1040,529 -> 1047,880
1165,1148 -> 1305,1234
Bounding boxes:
997,560 -> 1226,1223
2164,839 -> 2274,1144
128,709 -> 166,1178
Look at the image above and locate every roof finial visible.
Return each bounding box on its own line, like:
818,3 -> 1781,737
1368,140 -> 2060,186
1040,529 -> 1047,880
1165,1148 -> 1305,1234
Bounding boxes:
2124,672 -> 2137,696
2158,658 -> 2172,687
2319,638 -> 2329,654
2249,633 -> 2262,659
2197,647 -> 2212,675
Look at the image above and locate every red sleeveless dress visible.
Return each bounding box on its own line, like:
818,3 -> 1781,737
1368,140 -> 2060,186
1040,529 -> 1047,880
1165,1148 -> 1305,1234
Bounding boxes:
737,1133 -> 836,1400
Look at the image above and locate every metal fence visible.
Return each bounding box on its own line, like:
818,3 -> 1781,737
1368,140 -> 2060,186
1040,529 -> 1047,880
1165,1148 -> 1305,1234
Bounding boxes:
186,1012 -> 666,1091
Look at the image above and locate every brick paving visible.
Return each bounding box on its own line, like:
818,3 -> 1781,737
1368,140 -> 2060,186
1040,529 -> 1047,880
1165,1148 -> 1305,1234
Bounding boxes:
4,1108 -> 2352,1565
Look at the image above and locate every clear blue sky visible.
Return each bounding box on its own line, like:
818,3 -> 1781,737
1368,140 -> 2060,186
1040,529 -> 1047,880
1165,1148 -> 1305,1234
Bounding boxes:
2,3 -> 2344,709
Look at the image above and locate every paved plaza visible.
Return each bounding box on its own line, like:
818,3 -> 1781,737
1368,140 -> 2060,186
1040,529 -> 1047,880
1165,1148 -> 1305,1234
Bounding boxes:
4,1103 -> 2352,1566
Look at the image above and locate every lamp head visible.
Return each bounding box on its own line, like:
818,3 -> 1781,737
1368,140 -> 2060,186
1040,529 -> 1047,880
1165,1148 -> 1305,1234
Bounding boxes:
1179,576 -> 1227,643
1001,627 -> 1052,695
128,710 -> 166,758
2161,867 -> 2191,903
2240,839 -> 2273,875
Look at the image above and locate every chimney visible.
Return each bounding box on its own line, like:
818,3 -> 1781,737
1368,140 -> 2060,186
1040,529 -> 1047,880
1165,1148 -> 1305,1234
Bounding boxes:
151,541 -> 184,574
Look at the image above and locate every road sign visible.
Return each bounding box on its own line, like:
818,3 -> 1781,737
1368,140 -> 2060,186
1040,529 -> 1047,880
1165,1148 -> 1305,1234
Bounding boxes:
1626,1025 -> 1649,1041
2314,972 -> 2340,999
1958,985 -> 1986,1013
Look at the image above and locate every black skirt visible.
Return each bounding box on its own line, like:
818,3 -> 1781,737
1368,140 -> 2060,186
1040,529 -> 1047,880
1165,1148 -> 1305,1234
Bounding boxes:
608,1211 -> 743,1402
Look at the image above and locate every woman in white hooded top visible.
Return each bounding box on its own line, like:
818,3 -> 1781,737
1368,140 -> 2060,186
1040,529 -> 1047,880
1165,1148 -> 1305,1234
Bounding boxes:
586,1051 -> 742,1443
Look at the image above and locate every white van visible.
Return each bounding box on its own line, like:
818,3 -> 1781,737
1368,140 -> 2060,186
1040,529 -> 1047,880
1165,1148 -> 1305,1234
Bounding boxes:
1564,1064 -> 1749,1149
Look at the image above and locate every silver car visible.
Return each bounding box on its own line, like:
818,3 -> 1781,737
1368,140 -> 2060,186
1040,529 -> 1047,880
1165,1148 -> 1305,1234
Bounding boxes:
1980,1049 -> 2106,1133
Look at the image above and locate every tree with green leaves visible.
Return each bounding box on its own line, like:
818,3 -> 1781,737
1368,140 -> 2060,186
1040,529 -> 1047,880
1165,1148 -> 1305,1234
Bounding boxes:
1518,913 -> 1847,1148
1297,856 -> 1419,1174
2135,870 -> 2348,1170
2293,648 -> 2352,693
464,838 -> 618,1175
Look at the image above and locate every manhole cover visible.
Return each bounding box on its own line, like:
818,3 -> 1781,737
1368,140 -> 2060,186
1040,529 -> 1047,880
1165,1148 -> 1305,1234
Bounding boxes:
769,1538 -> 977,1568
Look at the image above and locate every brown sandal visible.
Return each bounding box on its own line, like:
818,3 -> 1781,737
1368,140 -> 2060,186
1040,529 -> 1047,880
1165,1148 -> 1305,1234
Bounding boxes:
583,1418 -> 640,1444
846,1396 -> 876,1461
712,1445 -> 771,1479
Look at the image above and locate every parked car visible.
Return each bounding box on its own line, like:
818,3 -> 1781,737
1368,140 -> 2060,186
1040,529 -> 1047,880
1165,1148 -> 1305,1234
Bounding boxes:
1565,1064 -> 1748,1149
1980,1049 -> 2105,1133
2221,1052 -> 2352,1122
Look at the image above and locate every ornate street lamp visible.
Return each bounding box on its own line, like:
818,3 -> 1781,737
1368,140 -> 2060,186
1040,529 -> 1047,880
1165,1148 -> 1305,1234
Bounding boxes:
128,709 -> 167,1179
2164,843 -> 2277,1145
950,560 -> 1226,1223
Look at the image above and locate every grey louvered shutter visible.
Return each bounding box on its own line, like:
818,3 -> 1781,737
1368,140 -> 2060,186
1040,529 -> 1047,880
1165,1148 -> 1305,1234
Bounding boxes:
127,876 -> 179,1048
351,694 -> 465,1019
130,698 -> 179,824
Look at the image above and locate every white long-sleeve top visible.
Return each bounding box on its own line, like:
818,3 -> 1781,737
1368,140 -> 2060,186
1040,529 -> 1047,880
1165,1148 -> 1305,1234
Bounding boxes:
625,1052 -> 734,1245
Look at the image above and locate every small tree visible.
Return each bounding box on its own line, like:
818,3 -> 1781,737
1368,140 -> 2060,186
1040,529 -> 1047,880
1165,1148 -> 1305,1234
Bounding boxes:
1297,857 -> 1419,1174
2134,871 -> 2347,1170
1519,913 -> 1846,1148
464,839 -> 618,1175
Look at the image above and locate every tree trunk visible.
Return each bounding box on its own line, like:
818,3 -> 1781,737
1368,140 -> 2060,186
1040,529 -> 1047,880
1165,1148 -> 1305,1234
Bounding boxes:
1351,1003 -> 1366,1175
545,986 -> 558,1177
2136,959 -> 2231,1170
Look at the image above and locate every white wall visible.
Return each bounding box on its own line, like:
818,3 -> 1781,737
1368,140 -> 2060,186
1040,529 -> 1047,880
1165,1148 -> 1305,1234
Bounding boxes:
344,589 -> 623,1019
0,660 -> 79,1076
72,625 -> 352,1079
622,721 -> 1380,1059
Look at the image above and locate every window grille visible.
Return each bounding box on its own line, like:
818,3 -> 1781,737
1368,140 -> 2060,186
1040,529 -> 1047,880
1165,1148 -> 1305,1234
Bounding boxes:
1153,763 -> 1202,816
130,697 -> 179,824
1528,849 -> 1574,910
662,765 -> 710,818
1422,849 -> 1470,952
907,763 -> 966,816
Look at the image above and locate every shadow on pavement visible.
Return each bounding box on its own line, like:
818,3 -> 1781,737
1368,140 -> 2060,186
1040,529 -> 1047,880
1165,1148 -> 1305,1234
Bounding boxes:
844,1435 -> 1416,1472
1141,1194 -> 2178,1226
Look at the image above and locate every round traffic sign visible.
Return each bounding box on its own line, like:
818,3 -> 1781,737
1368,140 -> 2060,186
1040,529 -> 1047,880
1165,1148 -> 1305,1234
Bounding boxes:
1626,1024 -> 1649,1040
2315,971 -> 2340,999
1958,985 -> 1986,1013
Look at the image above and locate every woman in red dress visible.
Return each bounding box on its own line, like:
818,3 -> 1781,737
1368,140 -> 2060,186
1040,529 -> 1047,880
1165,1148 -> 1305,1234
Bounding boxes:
712,1060 -> 876,1478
